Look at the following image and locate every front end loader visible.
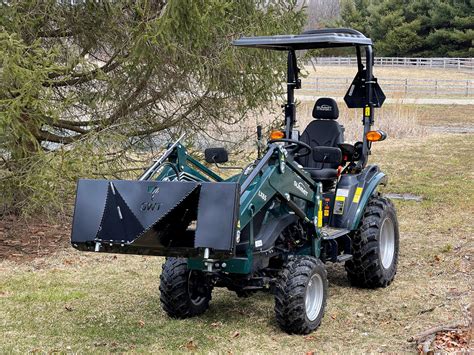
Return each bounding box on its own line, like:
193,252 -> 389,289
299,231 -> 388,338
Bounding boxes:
71,28 -> 400,334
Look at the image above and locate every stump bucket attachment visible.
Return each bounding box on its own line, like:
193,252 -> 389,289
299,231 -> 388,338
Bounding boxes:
71,179 -> 240,257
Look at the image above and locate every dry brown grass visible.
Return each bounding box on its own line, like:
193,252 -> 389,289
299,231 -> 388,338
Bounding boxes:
238,97 -> 427,146
415,104 -> 474,127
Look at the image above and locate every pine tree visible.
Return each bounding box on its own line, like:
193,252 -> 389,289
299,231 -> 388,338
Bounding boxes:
0,0 -> 305,215
339,0 -> 473,57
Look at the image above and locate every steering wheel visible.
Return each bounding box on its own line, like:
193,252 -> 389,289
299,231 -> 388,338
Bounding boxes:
268,138 -> 312,158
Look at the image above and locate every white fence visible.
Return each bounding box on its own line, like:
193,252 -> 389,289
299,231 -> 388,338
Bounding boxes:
299,77 -> 473,97
309,57 -> 474,70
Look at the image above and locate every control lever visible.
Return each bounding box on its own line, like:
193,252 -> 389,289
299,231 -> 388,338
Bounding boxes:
256,125 -> 263,158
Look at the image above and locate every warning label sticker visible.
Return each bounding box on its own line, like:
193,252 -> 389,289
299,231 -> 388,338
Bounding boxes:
365,106 -> 371,117
333,196 -> 345,215
336,188 -> 350,197
353,187 -> 363,203
317,200 -> 323,227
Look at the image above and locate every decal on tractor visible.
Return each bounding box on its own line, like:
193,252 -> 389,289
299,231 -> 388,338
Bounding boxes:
294,180 -> 309,196
353,187 -> 363,203
333,196 -> 345,215
316,104 -> 332,111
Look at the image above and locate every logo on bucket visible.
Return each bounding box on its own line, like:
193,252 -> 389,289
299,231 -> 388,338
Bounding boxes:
141,185 -> 161,211
140,202 -> 160,212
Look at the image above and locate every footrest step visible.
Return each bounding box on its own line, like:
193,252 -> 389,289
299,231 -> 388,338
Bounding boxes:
337,254 -> 353,262
321,228 -> 350,240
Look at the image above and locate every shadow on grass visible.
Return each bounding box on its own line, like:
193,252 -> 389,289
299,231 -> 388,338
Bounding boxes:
326,263 -> 351,288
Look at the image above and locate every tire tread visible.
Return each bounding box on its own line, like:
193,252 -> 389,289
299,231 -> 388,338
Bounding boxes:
345,195 -> 399,288
274,256 -> 327,334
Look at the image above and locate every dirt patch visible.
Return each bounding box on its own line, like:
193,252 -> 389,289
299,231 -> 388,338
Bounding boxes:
0,215 -> 71,262
429,125 -> 474,134
384,193 -> 423,202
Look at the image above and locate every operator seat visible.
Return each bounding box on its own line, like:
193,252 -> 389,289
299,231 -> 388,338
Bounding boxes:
298,98 -> 344,184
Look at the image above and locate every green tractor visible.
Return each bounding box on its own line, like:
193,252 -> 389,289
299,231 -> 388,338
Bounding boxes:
71,29 -> 399,334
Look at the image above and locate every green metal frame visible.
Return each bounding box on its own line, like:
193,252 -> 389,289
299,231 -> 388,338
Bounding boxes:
154,143 -> 224,182
149,136 -> 389,274
152,143 -> 324,274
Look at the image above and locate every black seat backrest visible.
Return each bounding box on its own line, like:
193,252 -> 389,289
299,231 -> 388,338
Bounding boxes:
298,98 -> 344,169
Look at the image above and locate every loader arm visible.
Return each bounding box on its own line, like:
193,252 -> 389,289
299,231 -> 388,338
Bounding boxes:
71,142 -> 324,274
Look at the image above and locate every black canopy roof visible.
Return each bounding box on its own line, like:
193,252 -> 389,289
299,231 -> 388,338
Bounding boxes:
233,28 -> 372,50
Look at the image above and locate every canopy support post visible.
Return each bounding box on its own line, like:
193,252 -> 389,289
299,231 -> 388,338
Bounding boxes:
284,50 -> 300,138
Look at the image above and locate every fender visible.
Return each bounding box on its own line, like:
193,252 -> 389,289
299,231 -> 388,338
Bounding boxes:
350,171 -> 387,230
331,165 -> 388,230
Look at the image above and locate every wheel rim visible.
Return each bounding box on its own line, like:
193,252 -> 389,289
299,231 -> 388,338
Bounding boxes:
188,271 -> 206,306
380,217 -> 395,269
305,273 -> 324,321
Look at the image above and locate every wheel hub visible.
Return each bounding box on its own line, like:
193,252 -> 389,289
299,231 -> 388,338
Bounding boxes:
305,273 -> 324,321
380,217 -> 395,269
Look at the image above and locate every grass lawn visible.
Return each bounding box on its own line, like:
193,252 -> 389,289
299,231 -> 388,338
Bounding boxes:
1,133 -> 472,353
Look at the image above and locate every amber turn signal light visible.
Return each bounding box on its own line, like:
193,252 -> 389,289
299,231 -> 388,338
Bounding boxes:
269,130 -> 285,140
366,130 -> 387,142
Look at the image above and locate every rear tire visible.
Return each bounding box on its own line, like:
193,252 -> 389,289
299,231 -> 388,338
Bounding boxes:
274,256 -> 327,334
159,257 -> 212,318
345,195 -> 399,288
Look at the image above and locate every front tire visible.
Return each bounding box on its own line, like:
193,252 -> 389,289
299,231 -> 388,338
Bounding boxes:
345,195 -> 399,288
274,256 -> 328,334
159,257 -> 212,318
